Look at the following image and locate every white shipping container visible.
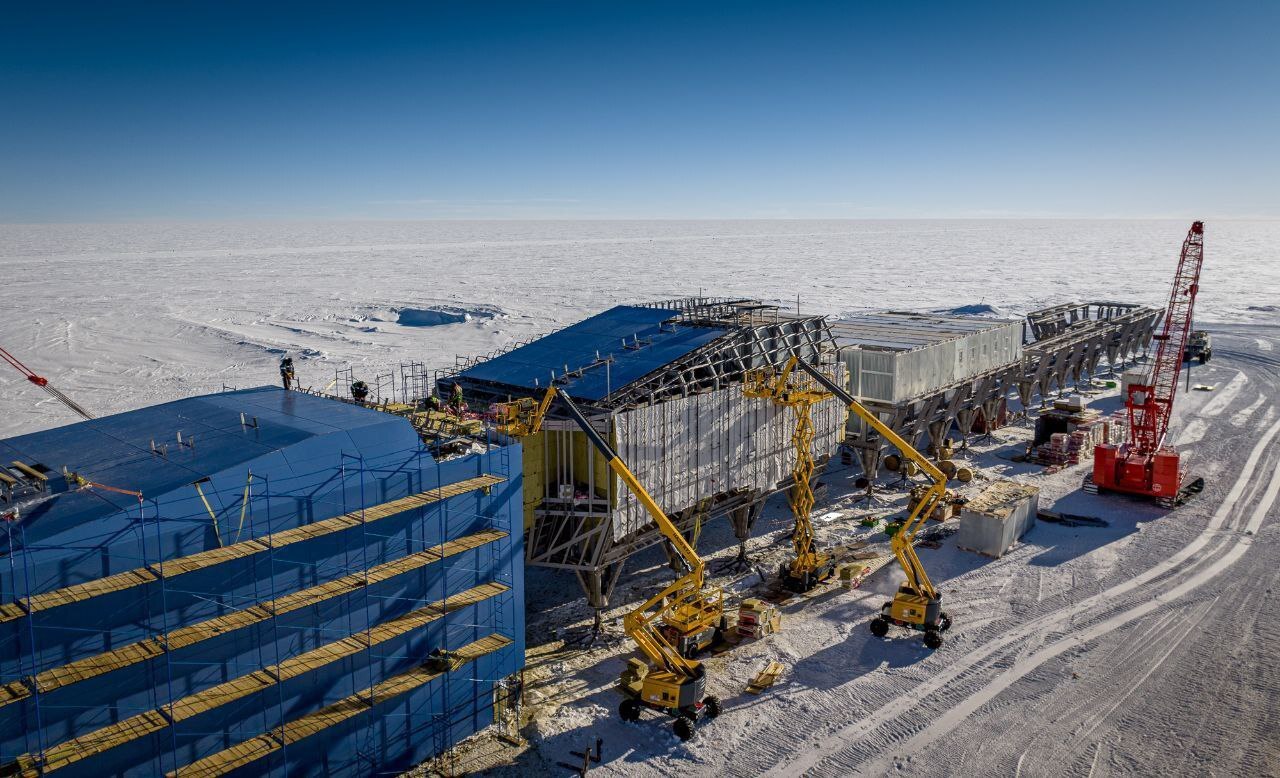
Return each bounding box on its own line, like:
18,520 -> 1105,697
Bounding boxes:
833,313 -> 1023,404
956,480 -> 1039,558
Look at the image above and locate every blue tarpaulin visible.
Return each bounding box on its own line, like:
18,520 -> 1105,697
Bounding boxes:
457,305 -> 727,400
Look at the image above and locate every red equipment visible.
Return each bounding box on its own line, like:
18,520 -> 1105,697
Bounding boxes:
1090,221 -> 1205,506
0,345 -> 94,421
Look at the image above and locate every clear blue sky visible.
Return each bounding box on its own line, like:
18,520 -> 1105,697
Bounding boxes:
2,1 -> 1276,221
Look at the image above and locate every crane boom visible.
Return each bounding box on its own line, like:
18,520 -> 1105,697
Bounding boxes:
1129,221 -> 1204,453
0,345 -> 94,421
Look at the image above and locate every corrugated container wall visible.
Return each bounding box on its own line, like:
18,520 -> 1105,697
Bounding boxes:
956,481 -> 1039,558
841,319 -> 1022,404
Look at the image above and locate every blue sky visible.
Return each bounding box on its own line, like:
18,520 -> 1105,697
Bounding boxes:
1,1 -> 1276,221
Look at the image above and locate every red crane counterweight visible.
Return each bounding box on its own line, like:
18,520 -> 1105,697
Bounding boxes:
1090,221 -> 1205,506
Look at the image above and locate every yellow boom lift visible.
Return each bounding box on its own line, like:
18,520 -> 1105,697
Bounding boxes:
792,357 -> 953,649
743,358 -> 837,592
495,388 -> 725,739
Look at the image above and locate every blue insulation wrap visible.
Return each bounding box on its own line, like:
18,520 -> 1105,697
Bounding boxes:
0,387 -> 524,776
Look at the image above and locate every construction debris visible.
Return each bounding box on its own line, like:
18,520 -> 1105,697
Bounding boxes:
746,661 -> 786,694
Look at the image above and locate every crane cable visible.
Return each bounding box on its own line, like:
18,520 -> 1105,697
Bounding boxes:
0,345 -> 94,421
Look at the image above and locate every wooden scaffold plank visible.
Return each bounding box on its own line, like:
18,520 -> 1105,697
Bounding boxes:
0,474 -> 505,625
1,582 -> 510,776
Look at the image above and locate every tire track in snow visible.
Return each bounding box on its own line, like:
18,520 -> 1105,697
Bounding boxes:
831,435 -> 1280,775
863,454 -> 1279,772
758,413 -> 1280,777
1230,393 -> 1266,427
1196,370 -> 1247,417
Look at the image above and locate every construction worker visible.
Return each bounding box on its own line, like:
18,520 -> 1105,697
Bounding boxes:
450,383 -> 466,414
279,356 -> 295,390
425,393 -> 442,412
350,380 -> 370,403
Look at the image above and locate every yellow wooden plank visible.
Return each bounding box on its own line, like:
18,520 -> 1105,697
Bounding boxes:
9,462 -> 47,482
0,680 -> 30,706
38,709 -> 169,772
5,583 -> 512,774
0,474 -> 505,624
2,530 -> 506,710
168,633 -> 513,777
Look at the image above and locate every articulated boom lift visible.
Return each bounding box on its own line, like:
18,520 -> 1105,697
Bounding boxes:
794,357 -> 953,649
556,392 -> 723,740
743,358 -> 837,591
496,388 -> 723,739
1090,221 -> 1206,507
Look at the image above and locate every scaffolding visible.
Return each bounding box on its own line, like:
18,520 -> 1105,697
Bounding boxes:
0,390 -> 524,776
433,298 -> 845,626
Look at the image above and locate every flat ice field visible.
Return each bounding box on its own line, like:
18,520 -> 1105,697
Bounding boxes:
2,220 -> 1279,776
1,219 -> 1278,436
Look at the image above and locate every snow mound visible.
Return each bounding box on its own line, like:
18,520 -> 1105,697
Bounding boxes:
394,306 -> 500,327
936,303 -> 1005,317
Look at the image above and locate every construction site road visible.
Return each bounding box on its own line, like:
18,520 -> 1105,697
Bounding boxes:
731,323 -> 1280,777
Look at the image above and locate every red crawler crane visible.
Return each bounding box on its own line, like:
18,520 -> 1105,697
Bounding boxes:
0,345 -> 94,421
1089,221 -> 1206,507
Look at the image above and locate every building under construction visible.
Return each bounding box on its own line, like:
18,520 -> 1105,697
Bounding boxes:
0,388 -> 523,776
833,303 -> 1161,482
441,298 -> 846,628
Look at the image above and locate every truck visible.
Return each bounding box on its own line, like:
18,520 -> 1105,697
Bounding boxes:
1183,330 -> 1211,363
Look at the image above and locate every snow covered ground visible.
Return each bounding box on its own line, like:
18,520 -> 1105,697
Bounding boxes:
3,220 -> 1278,776
442,324 -> 1280,777
2,219 -> 1278,436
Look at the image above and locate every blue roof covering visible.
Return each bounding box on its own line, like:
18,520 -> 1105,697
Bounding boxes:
0,386 -> 421,544
457,305 -> 728,401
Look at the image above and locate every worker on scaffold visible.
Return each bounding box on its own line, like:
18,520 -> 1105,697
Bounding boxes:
449,383 -> 467,414
279,356 -> 296,390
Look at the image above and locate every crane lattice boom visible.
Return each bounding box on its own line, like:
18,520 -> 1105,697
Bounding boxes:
1127,221 -> 1204,453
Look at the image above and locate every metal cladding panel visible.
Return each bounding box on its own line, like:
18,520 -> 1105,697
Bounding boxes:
611,369 -> 846,541
455,305 -> 728,401
837,316 -> 1022,403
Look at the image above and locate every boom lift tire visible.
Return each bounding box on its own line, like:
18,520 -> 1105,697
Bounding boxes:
870,618 -> 889,637
674,716 -> 696,741
703,695 -> 722,718
620,699 -> 642,722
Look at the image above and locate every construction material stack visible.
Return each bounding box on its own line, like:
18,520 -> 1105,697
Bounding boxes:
956,480 -> 1040,558
1089,222 -> 1207,507
1032,396 -> 1107,466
